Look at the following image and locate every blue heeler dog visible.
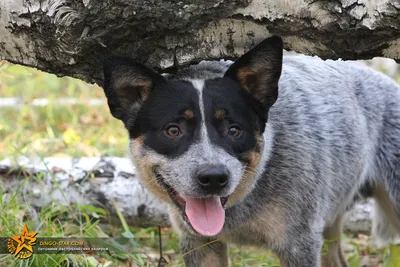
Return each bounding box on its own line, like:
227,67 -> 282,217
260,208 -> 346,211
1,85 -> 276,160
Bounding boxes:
102,36 -> 400,267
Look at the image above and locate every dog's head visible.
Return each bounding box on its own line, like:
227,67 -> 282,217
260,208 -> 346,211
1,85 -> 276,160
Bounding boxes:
102,36 -> 283,237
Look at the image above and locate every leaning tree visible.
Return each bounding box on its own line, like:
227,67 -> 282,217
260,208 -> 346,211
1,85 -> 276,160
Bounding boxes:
1,0 -> 400,85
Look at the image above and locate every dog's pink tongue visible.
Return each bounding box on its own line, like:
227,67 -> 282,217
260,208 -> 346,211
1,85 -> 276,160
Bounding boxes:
183,196 -> 225,236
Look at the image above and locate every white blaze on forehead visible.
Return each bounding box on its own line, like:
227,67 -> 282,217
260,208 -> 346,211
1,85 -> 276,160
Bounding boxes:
188,79 -> 215,157
189,79 -> 207,138
190,80 -> 205,120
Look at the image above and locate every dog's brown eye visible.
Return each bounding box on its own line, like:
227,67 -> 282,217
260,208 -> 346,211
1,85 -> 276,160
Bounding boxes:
166,126 -> 181,137
228,126 -> 241,137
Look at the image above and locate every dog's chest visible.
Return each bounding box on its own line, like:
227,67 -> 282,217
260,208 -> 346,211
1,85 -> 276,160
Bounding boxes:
223,227 -> 270,248
222,206 -> 287,248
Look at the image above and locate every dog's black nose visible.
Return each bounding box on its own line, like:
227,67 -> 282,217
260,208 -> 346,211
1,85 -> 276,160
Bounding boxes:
196,164 -> 229,194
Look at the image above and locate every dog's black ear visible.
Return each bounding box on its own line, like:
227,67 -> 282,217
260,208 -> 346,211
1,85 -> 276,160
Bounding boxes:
224,35 -> 283,109
103,56 -> 164,125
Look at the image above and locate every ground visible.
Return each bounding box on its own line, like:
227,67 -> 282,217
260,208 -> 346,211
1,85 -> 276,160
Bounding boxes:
0,60 -> 400,266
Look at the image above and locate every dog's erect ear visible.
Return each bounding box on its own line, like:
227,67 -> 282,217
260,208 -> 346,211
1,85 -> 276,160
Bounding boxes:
224,35 -> 283,109
103,56 -> 164,125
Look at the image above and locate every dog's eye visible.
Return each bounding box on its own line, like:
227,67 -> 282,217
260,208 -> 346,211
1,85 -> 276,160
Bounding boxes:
165,125 -> 181,137
228,126 -> 241,138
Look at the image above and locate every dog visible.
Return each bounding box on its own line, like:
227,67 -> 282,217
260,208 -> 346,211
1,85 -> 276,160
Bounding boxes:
102,35 -> 400,267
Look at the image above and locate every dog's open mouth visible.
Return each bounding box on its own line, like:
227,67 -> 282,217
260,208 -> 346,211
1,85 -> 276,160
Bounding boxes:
154,168 -> 228,236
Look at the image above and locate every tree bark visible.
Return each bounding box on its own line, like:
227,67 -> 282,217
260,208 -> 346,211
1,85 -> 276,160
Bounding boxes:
0,157 -> 373,233
0,0 -> 399,85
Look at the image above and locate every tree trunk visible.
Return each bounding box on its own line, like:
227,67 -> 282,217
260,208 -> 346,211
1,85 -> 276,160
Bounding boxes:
0,157 -> 373,233
1,0 -> 399,85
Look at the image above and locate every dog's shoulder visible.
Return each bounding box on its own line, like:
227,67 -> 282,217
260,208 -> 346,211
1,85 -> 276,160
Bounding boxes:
279,54 -> 399,104
281,55 -> 369,82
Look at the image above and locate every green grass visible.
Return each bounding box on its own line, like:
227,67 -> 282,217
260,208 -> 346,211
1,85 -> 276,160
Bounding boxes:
1,60 -> 400,266
0,61 -> 128,159
0,172 -> 151,266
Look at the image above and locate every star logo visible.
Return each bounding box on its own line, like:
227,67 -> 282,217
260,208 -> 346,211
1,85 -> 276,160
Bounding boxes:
8,224 -> 38,259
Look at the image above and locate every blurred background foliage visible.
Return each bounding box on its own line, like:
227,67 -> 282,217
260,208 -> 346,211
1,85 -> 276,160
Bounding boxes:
0,61 -> 127,159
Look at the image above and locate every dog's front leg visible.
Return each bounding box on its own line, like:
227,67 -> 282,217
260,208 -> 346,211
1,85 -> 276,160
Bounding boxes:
277,234 -> 323,267
180,235 -> 229,267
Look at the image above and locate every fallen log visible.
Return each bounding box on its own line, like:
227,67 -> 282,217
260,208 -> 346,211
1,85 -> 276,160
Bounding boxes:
0,156 -> 373,233
0,157 -> 169,227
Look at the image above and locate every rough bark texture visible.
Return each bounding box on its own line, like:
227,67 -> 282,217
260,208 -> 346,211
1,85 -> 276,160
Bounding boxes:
0,157 -> 373,233
1,0 -> 400,85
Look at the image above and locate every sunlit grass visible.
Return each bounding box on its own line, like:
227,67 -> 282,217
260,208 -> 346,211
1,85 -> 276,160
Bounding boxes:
0,61 -> 127,160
